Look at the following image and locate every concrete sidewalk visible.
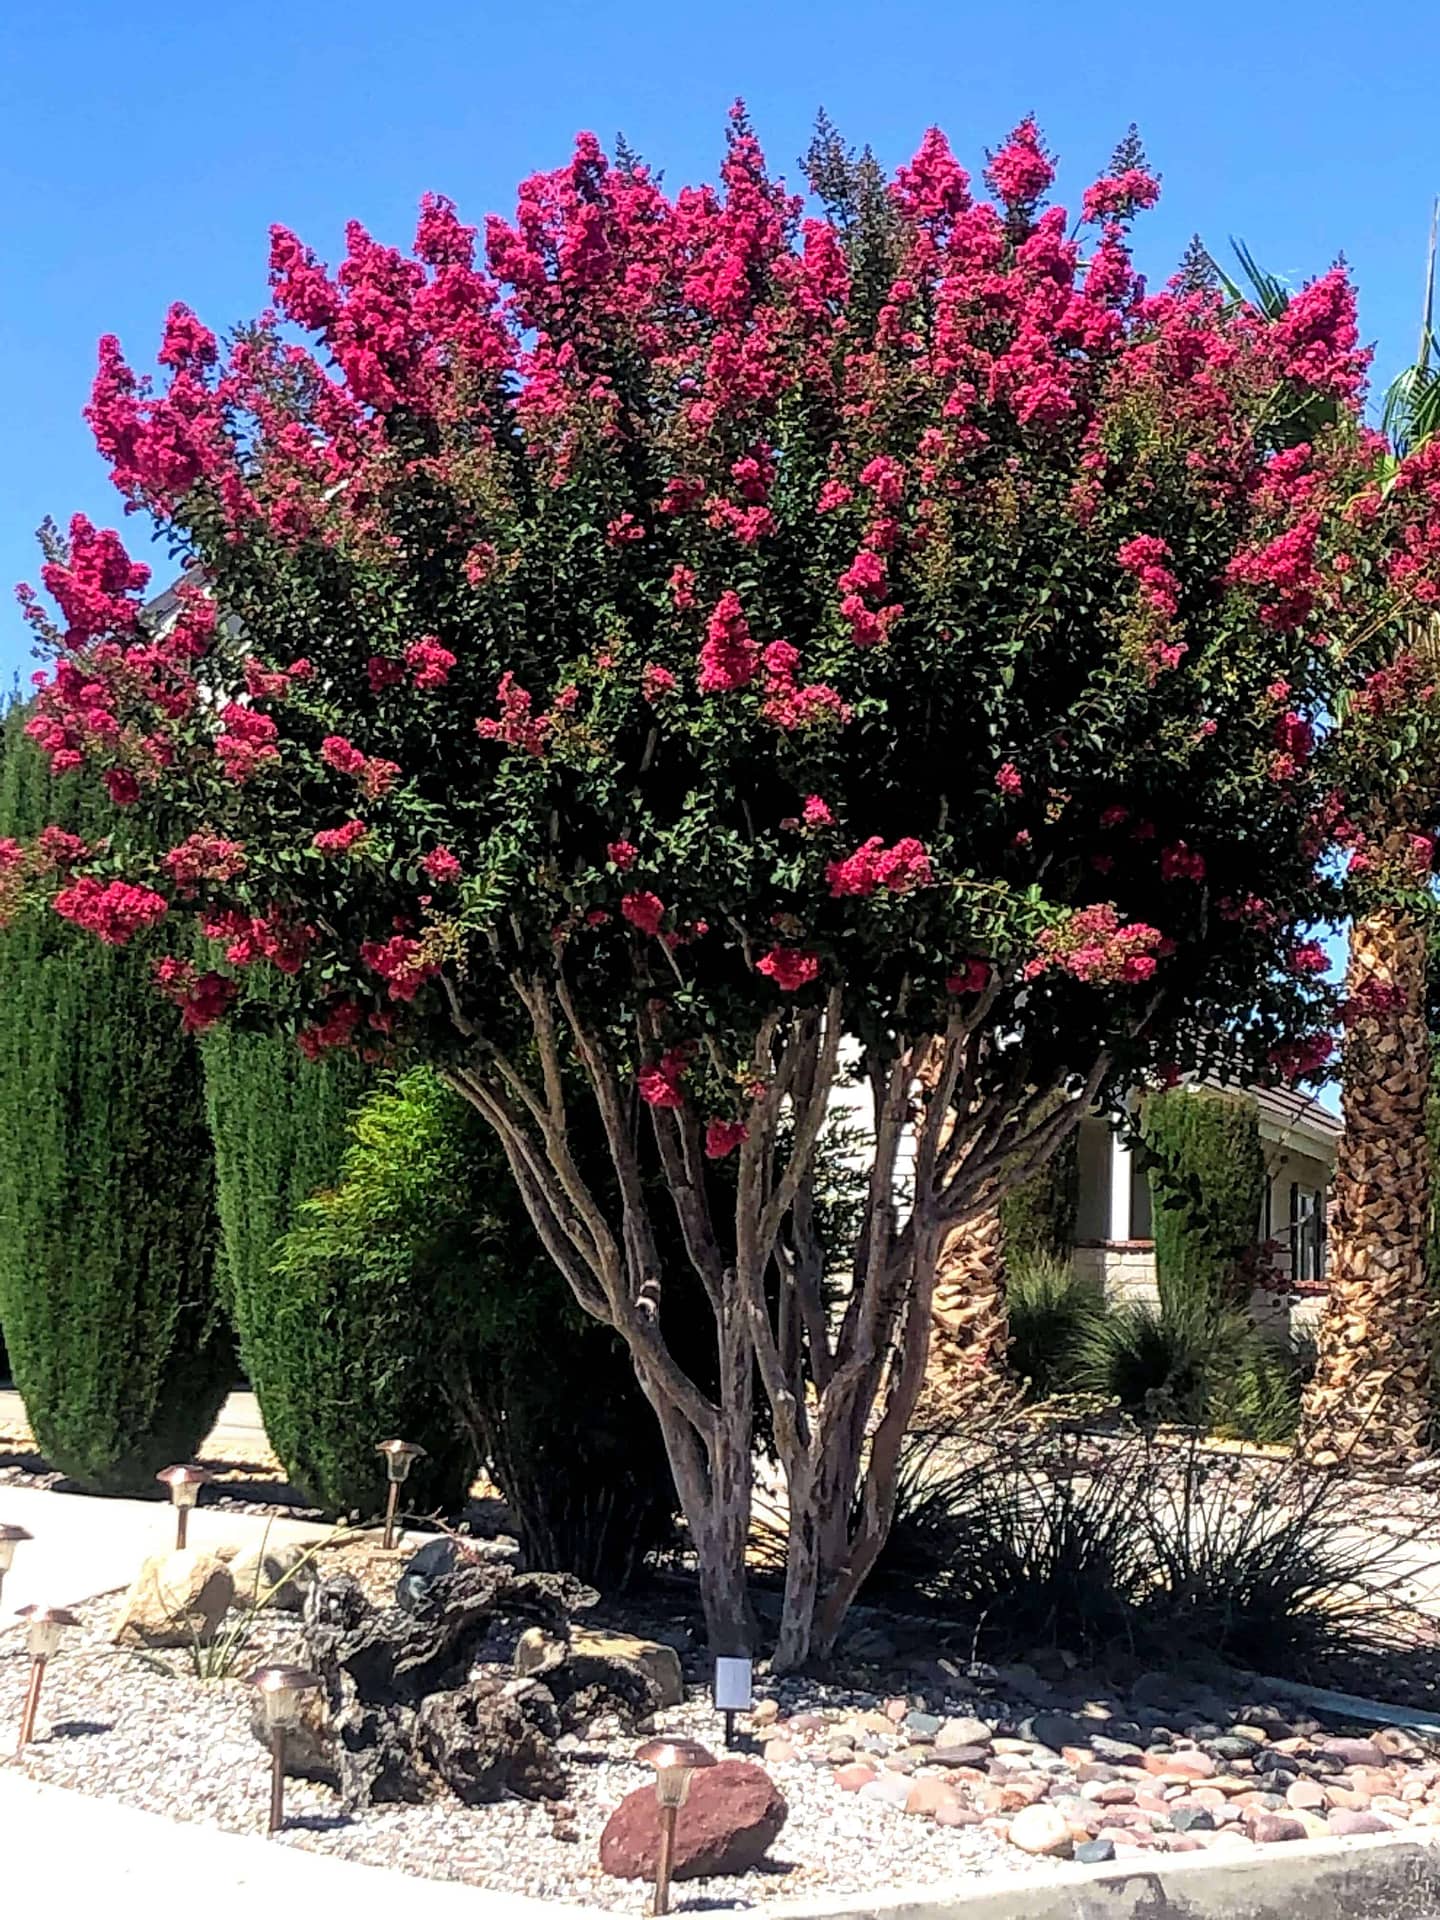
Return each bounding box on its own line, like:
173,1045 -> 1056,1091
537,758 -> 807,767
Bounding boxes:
0,1386 -> 275,1466
0,1480 -> 338,1615
0,1774 -> 595,1916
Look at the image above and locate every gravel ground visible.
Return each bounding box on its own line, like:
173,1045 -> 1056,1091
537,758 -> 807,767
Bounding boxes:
0,1601 -> 1025,1910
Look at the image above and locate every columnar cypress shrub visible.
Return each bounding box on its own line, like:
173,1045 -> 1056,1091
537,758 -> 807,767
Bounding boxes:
1000,1134 -> 1080,1265
0,713 -> 229,1490
1141,1088 -> 1266,1316
202,1024 -> 368,1322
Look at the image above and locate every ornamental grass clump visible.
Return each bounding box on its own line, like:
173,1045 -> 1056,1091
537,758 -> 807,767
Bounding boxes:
11,109 -> 1440,1662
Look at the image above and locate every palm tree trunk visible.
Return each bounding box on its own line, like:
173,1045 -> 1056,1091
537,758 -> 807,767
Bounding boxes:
912,1204 -> 1016,1426
1299,896 -> 1434,1466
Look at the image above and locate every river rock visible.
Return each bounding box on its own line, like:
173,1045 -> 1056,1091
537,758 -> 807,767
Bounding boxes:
1008,1803 -> 1074,1857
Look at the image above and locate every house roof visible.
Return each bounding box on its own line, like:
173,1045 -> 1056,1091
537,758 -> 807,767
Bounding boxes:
1236,1082 -> 1341,1156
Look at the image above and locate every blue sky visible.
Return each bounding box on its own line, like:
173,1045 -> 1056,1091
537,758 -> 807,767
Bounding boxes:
3,0 -> 1437,686
2,0 -> 1434,1101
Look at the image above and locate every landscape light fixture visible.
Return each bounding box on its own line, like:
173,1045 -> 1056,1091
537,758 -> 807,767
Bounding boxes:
375,1440 -> 425,1550
0,1523 -> 32,1609
634,1736 -> 716,1916
155,1464 -> 214,1550
247,1663 -> 322,1832
14,1604 -> 80,1753
712,1655 -> 753,1750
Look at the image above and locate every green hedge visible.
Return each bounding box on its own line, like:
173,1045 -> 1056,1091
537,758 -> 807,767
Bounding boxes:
0,713 -> 229,1491
1140,1088 -> 1266,1316
1000,1133 -> 1079,1264
265,1070 -> 678,1582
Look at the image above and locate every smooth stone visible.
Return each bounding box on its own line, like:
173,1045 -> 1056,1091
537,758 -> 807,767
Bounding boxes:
905,1776 -> 960,1818
1207,1736 -> 1260,1763
904,1712 -> 943,1740
1074,1838 -> 1116,1864
763,1740 -> 796,1764
1319,1739 -> 1386,1769
935,1801 -> 985,1828
1171,1807 -> 1215,1832
1286,1780 -> 1328,1812
930,1746 -> 992,1771
1025,1713 -> 1090,1751
1248,1814 -> 1307,1844
1327,1809 -> 1392,1836
1091,1737 -> 1146,1764
833,1764 -> 877,1794
859,1774 -> 914,1809
938,1717 -> 993,1750
1008,1804 -> 1074,1858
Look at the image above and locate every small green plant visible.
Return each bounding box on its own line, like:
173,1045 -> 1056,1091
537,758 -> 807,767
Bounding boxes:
1006,1254 -> 1106,1402
1209,1331 -> 1316,1446
132,1524 -> 343,1682
1075,1294 -> 1250,1425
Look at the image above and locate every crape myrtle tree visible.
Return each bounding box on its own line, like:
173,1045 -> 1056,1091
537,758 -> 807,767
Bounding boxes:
13,111 -> 1440,1664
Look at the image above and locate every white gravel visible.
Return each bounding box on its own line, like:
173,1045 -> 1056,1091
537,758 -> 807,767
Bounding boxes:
0,1604 -> 1028,1911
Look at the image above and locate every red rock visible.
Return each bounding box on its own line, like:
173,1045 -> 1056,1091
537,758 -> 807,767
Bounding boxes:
1247,1814 -> 1307,1845
1061,1746 -> 1094,1768
1325,1787 -> 1369,1812
1093,1783 -> 1137,1806
884,1697 -> 910,1723
1162,1750 -> 1217,1781
981,1781 -> 1047,1814
1326,1809 -> 1390,1837
935,1801 -> 984,1828
599,1761 -> 787,1882
906,1777 -> 961,1818
833,1764 -> 876,1794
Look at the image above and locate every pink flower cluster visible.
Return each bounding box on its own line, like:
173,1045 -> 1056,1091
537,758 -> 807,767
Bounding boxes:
476,672 -> 551,755
321,734 -> 401,797
946,958 -> 992,995
638,1049 -> 689,1109
53,876 -> 168,946
1160,841 -> 1205,883
162,832 -> 248,895
756,946 -> 820,991
1025,903 -> 1165,986
314,818 -> 368,856
35,515 -> 150,647
697,590 -> 759,693
360,933 -> 437,1001
621,890 -> 666,936
826,836 -> 933,898
761,642 -> 850,730
215,704 -> 281,783
297,999 -> 365,1060
201,908 -> 312,973
1115,534 -> 1180,619
422,846 -> 462,884
406,635 -> 456,688
1081,169 -> 1161,225
704,1117 -> 749,1159
154,956 -> 237,1032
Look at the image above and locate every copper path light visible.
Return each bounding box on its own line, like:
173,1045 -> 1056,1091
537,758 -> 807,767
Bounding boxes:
247,1664 -> 322,1832
14,1604 -> 80,1754
155,1464 -> 214,1550
634,1737 -> 716,1916
375,1439 -> 424,1551
0,1523 -> 32,1610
